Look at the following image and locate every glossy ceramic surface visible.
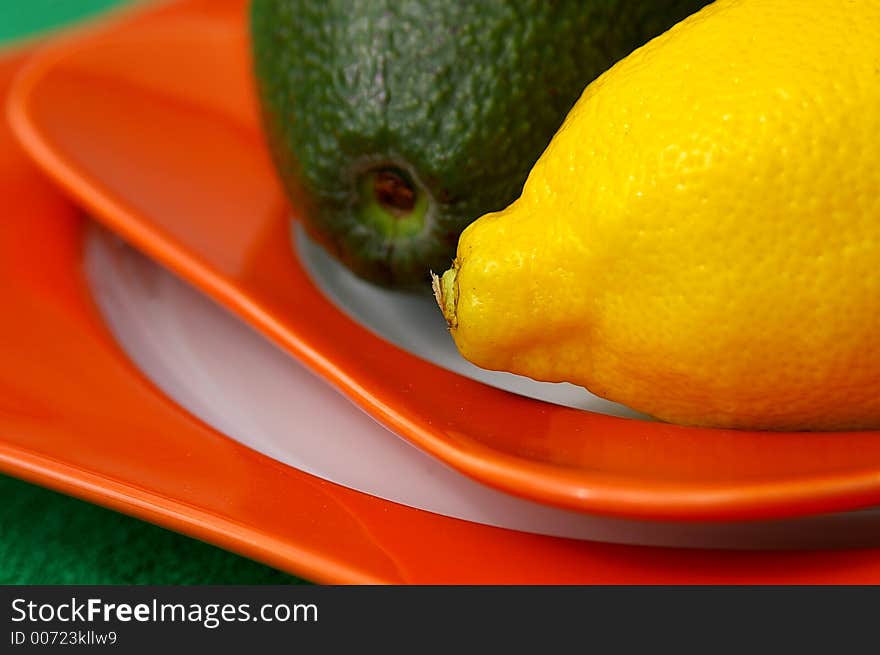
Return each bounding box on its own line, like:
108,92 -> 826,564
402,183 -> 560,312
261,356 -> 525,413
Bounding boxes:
8,14 -> 880,585
9,0 -> 880,522
86,226 -> 880,550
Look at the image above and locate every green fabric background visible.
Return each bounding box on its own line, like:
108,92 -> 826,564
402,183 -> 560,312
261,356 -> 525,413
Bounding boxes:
0,0 -> 306,585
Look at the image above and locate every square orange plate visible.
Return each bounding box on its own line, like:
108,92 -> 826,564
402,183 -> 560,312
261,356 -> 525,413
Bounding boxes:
5,5 -> 880,582
10,0 -> 880,522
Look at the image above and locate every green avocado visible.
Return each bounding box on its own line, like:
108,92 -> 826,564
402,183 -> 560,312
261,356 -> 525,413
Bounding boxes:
251,0 -> 708,289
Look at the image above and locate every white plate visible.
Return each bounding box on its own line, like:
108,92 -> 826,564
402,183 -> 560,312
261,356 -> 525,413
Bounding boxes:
86,225 -> 880,550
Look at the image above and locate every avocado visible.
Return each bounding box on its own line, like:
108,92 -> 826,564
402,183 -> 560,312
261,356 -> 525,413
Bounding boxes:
251,0 -> 708,289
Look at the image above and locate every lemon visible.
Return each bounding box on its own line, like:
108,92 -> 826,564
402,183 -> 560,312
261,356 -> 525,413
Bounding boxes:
434,0 -> 880,431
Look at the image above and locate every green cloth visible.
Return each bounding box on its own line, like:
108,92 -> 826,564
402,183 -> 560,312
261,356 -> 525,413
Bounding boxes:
0,0 -> 307,584
0,0 -> 131,43
0,477 -> 303,584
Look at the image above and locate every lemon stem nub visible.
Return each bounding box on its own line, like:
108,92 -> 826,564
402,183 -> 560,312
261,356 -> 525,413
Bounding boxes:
432,266 -> 458,329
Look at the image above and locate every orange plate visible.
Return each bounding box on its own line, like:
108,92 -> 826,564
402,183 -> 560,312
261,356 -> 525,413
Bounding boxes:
11,19 -> 880,586
8,0 -> 880,522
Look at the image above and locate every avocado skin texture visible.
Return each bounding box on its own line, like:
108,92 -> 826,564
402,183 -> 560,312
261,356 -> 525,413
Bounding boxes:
251,0 -> 708,289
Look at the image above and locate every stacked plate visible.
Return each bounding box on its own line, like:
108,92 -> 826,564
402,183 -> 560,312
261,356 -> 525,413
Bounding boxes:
4,0 -> 880,583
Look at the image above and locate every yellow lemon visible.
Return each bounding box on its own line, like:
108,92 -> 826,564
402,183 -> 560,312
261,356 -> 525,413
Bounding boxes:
434,0 -> 880,431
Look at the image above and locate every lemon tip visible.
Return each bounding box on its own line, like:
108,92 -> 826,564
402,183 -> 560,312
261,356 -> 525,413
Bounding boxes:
432,265 -> 458,329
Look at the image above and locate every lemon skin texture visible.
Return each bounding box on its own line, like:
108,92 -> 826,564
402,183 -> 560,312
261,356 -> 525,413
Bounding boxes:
442,0 -> 880,431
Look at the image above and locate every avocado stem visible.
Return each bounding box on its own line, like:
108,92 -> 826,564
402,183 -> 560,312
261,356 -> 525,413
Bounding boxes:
372,169 -> 416,216
432,266 -> 458,329
358,166 -> 428,240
